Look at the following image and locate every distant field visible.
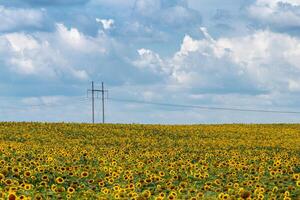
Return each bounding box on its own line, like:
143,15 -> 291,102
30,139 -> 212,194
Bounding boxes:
0,123 -> 300,199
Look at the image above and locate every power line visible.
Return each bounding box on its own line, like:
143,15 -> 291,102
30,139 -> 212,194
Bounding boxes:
108,97 -> 300,114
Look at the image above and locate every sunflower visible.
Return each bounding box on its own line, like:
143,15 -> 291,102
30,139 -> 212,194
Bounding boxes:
40,181 -> 48,187
284,191 -> 290,196
128,183 -> 135,190
179,181 -> 188,188
159,171 -> 165,177
197,192 -> 204,198
24,171 -> 31,178
101,187 -> 109,194
240,190 -> 251,199
24,184 -> 32,191
55,177 -> 64,184
270,170 -> 276,176
81,171 -> 89,178
108,178 -> 114,184
259,187 -> 265,193
68,172 -> 74,176
5,179 -> 13,186
12,167 -> 19,174
214,179 -> 221,186
51,184 -> 57,192
223,194 -> 230,199
296,181 -> 300,187
204,185 -> 210,191
257,193 -> 264,199
114,193 -> 120,199
152,191 -> 162,198
293,173 -> 300,180
130,181 -> 139,189
168,194 -> 175,200
142,190 -> 151,198
7,193 -> 17,200
218,193 -> 224,199
34,194 -> 43,200
87,179 -> 94,184
41,175 -> 49,181
8,187 -> 17,194
170,191 -> 177,197
60,167 -> 66,172
145,178 -> 152,183
98,181 -> 105,187
113,185 -> 120,191
233,183 -> 239,189
67,187 -> 75,194
112,172 -> 119,178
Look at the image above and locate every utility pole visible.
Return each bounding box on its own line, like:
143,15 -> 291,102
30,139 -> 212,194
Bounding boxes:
92,81 -> 95,124
87,81 -> 108,124
102,82 -> 105,124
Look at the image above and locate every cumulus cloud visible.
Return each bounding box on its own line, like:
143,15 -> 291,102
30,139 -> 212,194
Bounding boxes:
55,23 -> 106,53
134,27 -> 300,94
96,18 -> 114,30
248,0 -> 300,28
0,6 -> 45,32
134,49 -> 166,74
0,23 -> 110,81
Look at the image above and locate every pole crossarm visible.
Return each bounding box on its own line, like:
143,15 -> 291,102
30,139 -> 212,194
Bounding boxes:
87,89 -> 108,92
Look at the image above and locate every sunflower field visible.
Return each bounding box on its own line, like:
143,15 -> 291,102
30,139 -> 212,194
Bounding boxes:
0,122 -> 300,200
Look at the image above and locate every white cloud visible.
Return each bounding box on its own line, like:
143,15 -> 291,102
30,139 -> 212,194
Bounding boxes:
134,48 -> 169,75
96,18 -> 115,30
0,6 -> 45,32
288,79 -> 300,91
134,27 -> 300,94
10,58 -> 36,75
70,69 -> 89,80
254,0 -> 300,8
132,0 -> 201,27
248,0 -> 300,28
0,23 -> 110,80
135,0 -> 161,16
4,33 -> 39,51
55,23 -> 106,53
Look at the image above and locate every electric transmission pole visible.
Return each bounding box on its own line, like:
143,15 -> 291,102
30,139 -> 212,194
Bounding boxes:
92,81 -> 95,123
102,82 -> 105,124
87,81 -> 108,124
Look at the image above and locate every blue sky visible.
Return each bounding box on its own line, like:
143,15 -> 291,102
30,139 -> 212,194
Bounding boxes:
1,0 -> 300,124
